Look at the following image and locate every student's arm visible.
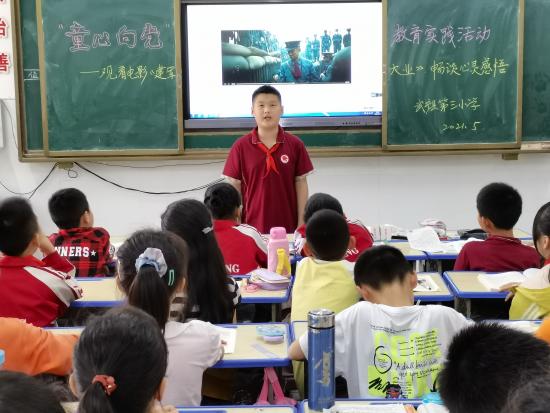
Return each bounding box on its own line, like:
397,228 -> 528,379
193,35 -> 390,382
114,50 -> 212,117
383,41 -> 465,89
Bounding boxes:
38,233 -> 75,276
0,318 -> 78,376
288,339 -> 306,360
295,175 -> 309,228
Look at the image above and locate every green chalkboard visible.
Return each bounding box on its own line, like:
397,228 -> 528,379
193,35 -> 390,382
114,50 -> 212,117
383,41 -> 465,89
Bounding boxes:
522,0 -> 550,141
384,0 -> 523,148
37,0 -> 182,154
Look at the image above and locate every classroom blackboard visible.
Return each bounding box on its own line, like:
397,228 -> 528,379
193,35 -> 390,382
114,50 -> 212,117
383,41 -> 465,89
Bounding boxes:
35,0 -> 182,154
522,0 -> 550,141
384,0 -> 523,149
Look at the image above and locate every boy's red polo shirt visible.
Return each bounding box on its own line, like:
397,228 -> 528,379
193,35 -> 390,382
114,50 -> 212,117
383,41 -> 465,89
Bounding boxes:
454,235 -> 541,272
223,127 -> 313,233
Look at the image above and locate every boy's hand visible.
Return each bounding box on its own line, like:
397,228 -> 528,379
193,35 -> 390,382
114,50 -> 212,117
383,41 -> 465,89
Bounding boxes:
151,401 -> 177,413
37,233 -> 56,256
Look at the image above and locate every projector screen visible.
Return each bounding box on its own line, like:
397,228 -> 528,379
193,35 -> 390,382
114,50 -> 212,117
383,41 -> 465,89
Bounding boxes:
183,1 -> 382,129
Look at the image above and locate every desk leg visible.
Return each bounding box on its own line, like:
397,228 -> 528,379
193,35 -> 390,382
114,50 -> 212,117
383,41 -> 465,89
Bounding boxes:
271,304 -> 280,321
465,299 -> 472,319
437,260 -> 442,274
454,297 -> 460,311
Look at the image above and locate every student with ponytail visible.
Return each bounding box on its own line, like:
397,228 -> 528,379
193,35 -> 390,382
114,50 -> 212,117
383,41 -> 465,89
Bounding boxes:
204,182 -> 267,275
116,230 -> 223,406
70,306 -> 176,413
161,199 -> 240,323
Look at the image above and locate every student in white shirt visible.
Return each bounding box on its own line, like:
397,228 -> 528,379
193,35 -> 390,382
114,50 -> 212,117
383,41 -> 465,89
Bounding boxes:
117,229 -> 223,406
289,245 -> 471,399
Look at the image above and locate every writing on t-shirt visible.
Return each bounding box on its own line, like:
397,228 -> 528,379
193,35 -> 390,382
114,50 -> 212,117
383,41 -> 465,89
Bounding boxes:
225,263 -> 240,274
345,248 -> 359,259
55,245 -> 97,258
367,329 -> 443,399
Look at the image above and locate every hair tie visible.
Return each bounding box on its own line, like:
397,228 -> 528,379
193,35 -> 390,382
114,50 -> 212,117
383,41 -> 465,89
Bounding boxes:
135,248 -> 168,277
202,226 -> 213,235
92,375 -> 117,396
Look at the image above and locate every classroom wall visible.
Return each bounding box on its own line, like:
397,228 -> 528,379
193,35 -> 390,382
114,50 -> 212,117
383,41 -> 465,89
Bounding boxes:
1,0 -> 549,238
1,95 -> 549,238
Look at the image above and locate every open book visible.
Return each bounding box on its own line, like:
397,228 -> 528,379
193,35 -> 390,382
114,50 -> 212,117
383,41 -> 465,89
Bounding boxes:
477,268 -> 540,291
407,227 -> 482,253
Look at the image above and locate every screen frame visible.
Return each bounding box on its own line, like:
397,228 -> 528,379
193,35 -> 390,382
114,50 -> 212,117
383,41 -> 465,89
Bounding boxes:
181,0 -> 382,130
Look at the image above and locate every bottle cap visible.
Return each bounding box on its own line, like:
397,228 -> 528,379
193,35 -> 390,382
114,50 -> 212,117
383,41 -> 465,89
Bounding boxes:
422,392 -> 444,405
308,309 -> 335,329
269,227 -> 287,239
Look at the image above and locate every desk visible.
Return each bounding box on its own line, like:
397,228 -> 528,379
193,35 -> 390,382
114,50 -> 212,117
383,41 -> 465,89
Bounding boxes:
72,277 -> 123,308
414,272 -> 453,302
486,319 -> 541,334
442,271 -> 508,317
384,241 -> 427,272
49,323 -> 290,369
238,277 -> 293,321
299,399 -> 422,413
62,404 -> 296,413
446,228 -> 532,240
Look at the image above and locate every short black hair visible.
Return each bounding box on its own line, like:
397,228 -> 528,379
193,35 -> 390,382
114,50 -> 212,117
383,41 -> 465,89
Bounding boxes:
0,197 -> 38,256
0,371 -> 64,413
533,201 -> 550,255
204,182 -> 242,220
48,188 -> 90,229
439,323 -> 550,413
304,193 -> 344,223
476,182 -> 522,230
252,85 -> 282,104
354,245 -> 411,289
305,209 -> 349,261
501,375 -> 550,413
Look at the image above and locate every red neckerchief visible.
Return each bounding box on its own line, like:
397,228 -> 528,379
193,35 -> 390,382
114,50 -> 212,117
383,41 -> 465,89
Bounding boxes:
256,141 -> 280,178
291,60 -> 302,80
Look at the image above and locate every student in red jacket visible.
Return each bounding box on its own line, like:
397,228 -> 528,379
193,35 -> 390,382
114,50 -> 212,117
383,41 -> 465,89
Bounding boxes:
204,182 -> 267,275
294,193 -> 374,262
454,182 -> 540,272
48,188 -> 115,277
0,197 -> 82,327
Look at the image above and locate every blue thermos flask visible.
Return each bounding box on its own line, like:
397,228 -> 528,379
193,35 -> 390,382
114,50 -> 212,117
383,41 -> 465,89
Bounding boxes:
308,309 -> 335,412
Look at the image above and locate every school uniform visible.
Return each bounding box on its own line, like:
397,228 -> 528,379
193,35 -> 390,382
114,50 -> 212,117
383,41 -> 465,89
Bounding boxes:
213,219 -> 267,275
294,218 -> 374,262
297,302 -> 470,399
509,264 -> 550,319
223,126 -> 314,233
49,227 -> 115,277
0,317 -> 78,375
162,320 -> 223,406
454,235 -> 540,272
0,252 -> 82,327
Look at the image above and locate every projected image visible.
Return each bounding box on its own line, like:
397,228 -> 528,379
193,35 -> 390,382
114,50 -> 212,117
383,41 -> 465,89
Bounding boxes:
221,29 -> 352,84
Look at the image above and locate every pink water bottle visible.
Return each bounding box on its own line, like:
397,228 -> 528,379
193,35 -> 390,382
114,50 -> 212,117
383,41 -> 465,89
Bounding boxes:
267,227 -> 290,276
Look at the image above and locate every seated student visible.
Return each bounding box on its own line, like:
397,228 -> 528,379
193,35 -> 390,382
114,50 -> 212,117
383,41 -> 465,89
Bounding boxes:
438,323 -> 550,413
0,371 -> 65,413
204,182 -> 267,275
291,209 -> 360,396
161,199 -> 240,324
116,229 -> 223,406
0,317 -> 77,376
289,245 -> 470,399
294,193 -> 373,262
508,202 -> 550,319
70,306 -> 177,413
48,188 -> 115,277
0,197 -> 82,327
454,182 -> 540,271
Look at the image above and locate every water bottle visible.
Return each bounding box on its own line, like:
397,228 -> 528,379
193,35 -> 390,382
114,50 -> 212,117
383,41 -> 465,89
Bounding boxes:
0,349 -> 4,369
308,309 -> 335,412
267,227 -> 290,276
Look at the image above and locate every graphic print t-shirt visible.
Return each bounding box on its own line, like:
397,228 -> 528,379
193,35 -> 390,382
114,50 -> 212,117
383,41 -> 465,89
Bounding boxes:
299,302 -> 470,399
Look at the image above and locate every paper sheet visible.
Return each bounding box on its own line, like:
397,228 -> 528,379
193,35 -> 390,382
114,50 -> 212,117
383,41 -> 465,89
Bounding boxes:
414,274 -> 440,292
407,227 -> 444,252
214,326 -> 237,354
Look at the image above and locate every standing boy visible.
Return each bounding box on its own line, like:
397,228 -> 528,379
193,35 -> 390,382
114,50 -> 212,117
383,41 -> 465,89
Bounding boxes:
289,245 -> 470,399
454,182 -> 540,271
223,85 -> 314,233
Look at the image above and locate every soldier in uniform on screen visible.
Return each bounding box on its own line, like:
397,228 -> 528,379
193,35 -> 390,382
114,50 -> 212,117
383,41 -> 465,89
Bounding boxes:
274,40 -> 319,83
319,52 -> 334,81
332,29 -> 343,52
343,28 -> 351,48
312,34 -> 321,62
321,29 -> 332,53
305,37 -> 313,61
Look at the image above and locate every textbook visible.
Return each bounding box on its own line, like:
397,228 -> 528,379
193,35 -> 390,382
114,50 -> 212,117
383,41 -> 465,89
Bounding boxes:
477,269 -> 540,291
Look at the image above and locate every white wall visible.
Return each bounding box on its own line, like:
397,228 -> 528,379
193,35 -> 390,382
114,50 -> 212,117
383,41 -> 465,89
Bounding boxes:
1,0 -> 549,237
